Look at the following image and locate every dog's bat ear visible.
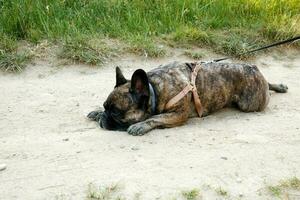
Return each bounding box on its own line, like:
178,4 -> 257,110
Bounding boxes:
130,69 -> 149,96
130,69 -> 150,110
115,66 -> 127,87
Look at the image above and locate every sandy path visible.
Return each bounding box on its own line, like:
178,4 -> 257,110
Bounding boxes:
0,50 -> 299,200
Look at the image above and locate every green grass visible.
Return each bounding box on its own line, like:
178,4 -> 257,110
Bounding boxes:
267,177 -> 300,199
0,51 -> 32,72
0,33 -> 32,72
184,50 -> 206,59
0,0 -> 299,66
126,36 -> 166,58
87,183 -> 123,200
87,184 -> 203,200
59,35 -> 118,65
182,189 -> 200,200
268,186 -> 282,197
215,187 -> 228,196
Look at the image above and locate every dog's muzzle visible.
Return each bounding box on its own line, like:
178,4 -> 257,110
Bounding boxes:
100,111 -> 128,131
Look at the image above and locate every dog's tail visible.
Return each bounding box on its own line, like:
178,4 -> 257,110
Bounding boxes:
268,83 -> 288,93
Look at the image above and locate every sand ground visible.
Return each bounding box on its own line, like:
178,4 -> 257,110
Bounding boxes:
0,49 -> 300,200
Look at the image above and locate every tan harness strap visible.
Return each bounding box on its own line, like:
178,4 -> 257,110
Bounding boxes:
165,64 -> 203,117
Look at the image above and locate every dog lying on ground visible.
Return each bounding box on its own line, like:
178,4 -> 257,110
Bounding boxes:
87,61 -> 288,136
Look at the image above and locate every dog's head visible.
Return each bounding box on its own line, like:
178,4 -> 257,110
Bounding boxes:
100,67 -> 152,131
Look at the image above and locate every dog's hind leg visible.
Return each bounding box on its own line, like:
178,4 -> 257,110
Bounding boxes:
235,82 -> 270,112
268,83 -> 288,93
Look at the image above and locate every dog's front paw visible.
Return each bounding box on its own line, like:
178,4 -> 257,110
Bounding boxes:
87,110 -> 104,121
127,122 -> 152,136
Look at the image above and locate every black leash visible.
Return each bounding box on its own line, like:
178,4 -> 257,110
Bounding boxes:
212,36 -> 300,63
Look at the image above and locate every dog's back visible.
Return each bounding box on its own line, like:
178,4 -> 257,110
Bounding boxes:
148,62 -> 270,116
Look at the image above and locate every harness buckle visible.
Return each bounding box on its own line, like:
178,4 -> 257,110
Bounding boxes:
190,83 -> 195,91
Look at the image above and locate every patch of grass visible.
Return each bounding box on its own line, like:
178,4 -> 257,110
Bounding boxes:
86,184 -> 205,200
87,183 -> 123,200
173,28 -> 267,58
171,27 -> 211,46
0,51 -> 32,72
0,0 -> 299,59
126,36 -> 166,58
182,189 -> 200,200
279,177 -> 300,190
59,35 -> 118,65
215,187 -> 228,196
0,34 -> 32,72
267,177 -> 300,198
0,33 -> 17,52
184,50 -> 206,60
213,30 -> 264,58
268,186 -> 282,197
290,177 -> 300,189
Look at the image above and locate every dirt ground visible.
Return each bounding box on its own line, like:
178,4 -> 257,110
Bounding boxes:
0,48 -> 300,200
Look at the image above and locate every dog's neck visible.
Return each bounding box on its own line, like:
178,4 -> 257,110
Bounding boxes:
148,83 -> 156,114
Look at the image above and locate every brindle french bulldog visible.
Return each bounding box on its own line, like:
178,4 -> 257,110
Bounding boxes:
87,61 -> 288,136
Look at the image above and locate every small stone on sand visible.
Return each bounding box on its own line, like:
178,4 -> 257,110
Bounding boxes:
0,164 -> 7,171
131,146 -> 139,151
